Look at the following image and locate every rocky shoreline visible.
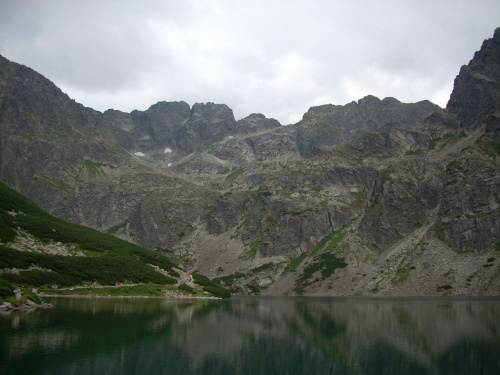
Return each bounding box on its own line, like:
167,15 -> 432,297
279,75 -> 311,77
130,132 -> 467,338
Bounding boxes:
0,294 -> 221,313
0,300 -> 53,312
39,293 -> 221,300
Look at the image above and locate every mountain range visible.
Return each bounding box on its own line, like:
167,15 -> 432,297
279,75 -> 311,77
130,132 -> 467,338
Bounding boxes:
1,28 -> 499,296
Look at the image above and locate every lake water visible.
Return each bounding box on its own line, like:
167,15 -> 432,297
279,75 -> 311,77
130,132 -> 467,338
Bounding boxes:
1,296 -> 500,374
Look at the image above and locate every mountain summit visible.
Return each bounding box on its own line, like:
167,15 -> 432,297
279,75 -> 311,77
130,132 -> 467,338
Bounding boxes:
447,27 -> 500,129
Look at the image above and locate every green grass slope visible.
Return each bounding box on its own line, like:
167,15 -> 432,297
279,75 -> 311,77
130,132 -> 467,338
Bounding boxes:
0,182 -> 230,298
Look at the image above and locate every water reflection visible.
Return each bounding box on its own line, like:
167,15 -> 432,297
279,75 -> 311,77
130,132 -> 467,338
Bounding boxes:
1,297 -> 500,374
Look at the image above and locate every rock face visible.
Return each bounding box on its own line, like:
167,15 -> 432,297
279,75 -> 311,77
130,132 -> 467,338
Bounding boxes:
296,96 -> 440,157
1,30 -> 500,297
102,101 -> 191,152
447,27 -> 500,130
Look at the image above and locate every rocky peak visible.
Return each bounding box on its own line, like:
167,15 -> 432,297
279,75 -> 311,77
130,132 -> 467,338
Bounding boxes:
381,97 -> 402,105
300,104 -> 340,124
245,113 -> 266,120
100,101 -> 191,151
0,54 -> 99,138
191,102 -> 235,122
296,96 -> 440,157
447,28 -> 500,129
168,103 -> 237,154
102,109 -> 134,133
357,95 -> 382,108
146,101 -> 191,121
233,113 -> 281,134
145,101 -> 191,144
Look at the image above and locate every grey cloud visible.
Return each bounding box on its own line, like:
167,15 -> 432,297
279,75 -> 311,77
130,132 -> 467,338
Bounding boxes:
1,0 -> 499,124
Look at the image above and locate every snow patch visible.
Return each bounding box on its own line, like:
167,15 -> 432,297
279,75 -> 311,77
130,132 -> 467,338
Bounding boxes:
164,147 -> 173,154
228,136 -> 234,139
134,152 -> 145,157
168,163 -> 173,167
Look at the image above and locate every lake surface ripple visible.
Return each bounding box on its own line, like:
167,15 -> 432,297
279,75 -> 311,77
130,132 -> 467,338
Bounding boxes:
1,296 -> 500,374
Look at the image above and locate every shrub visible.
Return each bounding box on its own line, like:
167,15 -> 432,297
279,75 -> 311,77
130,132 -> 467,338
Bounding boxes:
0,212 -> 16,242
246,280 -> 261,294
178,284 -> 195,294
283,254 -> 306,274
0,246 -> 177,287
251,262 -> 274,273
129,248 -> 177,272
193,273 -> 231,298
203,285 -> 231,299
437,284 -> 452,291
192,273 -> 212,287
0,279 -> 14,298
1,269 -> 79,287
293,253 -> 347,294
22,291 -> 42,304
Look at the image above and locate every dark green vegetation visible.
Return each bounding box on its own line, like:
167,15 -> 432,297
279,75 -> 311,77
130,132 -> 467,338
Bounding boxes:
212,263 -> 281,295
193,273 -> 231,298
284,228 -> 349,294
0,245 -> 176,287
0,279 -> 14,298
246,279 -> 261,294
178,283 -> 196,294
0,182 -> 229,298
20,291 -> 42,304
437,284 -> 453,292
312,228 -> 347,255
294,253 -> 347,294
41,284 -> 171,297
283,254 -> 307,274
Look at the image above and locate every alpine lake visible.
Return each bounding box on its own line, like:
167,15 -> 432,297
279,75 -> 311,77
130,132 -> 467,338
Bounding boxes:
1,296 -> 500,374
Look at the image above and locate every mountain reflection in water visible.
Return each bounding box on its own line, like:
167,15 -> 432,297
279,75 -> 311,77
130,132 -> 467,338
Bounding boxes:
1,297 -> 499,374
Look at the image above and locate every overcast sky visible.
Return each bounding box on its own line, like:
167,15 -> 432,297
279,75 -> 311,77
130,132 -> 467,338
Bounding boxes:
1,0 -> 499,124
